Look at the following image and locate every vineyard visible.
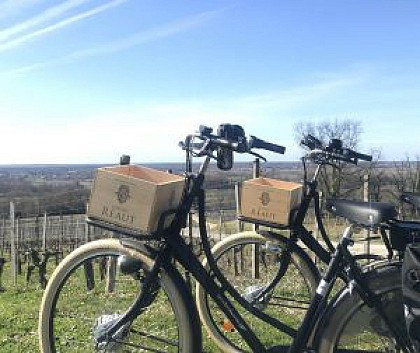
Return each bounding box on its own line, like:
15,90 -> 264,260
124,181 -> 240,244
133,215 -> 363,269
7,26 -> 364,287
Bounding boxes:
0,160 -> 418,352
0,160 -> 417,290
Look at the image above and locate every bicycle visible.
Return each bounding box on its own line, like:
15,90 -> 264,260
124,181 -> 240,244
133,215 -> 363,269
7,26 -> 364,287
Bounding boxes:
195,134 -> 387,351
38,124 -> 412,352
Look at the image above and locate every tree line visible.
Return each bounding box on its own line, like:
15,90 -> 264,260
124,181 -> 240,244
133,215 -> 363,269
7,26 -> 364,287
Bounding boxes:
0,119 -> 418,219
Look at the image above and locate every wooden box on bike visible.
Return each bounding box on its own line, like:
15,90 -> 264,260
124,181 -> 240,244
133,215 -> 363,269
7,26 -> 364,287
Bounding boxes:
238,177 -> 302,226
87,165 -> 185,233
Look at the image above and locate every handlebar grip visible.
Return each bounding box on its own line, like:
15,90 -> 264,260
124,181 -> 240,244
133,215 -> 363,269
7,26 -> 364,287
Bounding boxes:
336,154 -> 356,165
301,134 -> 323,150
353,151 -> 372,162
249,136 -> 285,154
343,149 -> 372,162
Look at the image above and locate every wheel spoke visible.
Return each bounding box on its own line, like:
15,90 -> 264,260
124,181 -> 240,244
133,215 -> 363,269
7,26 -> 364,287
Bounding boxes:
112,338 -> 177,353
130,328 -> 179,346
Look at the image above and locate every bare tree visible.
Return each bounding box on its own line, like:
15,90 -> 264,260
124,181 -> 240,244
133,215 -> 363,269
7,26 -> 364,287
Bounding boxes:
391,155 -> 420,217
294,119 -> 362,149
294,118 -> 365,198
392,155 -> 420,194
361,149 -> 386,201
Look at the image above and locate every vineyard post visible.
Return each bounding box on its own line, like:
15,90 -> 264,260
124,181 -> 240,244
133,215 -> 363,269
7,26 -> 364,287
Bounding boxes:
16,217 -> 20,256
85,217 -> 89,243
85,202 -> 91,243
235,183 -> 244,232
42,211 -> 47,252
35,215 -> 40,248
106,257 -> 116,293
363,174 -> 371,261
59,214 -> 64,252
75,218 -> 80,248
233,183 -> 243,276
252,158 -> 260,279
10,201 -> 17,285
16,218 -> 22,275
1,216 -> 5,255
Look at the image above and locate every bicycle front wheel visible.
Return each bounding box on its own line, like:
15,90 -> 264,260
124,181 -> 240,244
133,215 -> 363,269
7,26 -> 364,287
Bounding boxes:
195,231 -> 319,352
39,238 -> 200,353
315,264 -> 409,352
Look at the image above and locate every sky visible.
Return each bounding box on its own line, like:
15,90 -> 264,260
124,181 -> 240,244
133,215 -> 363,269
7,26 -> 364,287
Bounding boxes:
0,0 -> 419,164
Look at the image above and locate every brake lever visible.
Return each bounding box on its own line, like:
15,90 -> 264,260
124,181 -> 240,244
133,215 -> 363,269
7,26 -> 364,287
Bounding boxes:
193,139 -> 215,157
249,151 -> 267,162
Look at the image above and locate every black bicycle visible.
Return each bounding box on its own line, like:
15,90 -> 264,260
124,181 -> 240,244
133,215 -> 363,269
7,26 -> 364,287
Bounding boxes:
195,134 -> 388,352
38,124 -> 413,352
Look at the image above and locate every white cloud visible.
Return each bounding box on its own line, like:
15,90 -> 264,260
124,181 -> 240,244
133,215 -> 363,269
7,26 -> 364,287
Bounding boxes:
0,0 -> 130,53
0,103 -> 247,164
0,70 -> 375,164
66,9 -> 223,60
0,0 -> 90,43
0,8 -> 224,77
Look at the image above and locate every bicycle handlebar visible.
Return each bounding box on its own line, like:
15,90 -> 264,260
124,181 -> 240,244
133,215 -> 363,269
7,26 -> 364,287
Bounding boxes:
343,149 -> 372,162
301,134 -> 323,151
249,135 -> 286,154
302,134 -> 372,166
185,124 -> 285,156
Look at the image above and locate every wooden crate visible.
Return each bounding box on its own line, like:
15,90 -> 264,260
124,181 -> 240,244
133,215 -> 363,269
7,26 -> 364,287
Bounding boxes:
238,177 -> 303,226
87,165 -> 185,234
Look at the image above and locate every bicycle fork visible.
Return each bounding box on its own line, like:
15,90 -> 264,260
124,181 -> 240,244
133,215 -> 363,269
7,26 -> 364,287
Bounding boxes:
93,244 -> 168,350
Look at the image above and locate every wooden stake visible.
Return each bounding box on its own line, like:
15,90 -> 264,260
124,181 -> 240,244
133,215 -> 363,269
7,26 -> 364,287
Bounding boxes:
10,202 -> 17,285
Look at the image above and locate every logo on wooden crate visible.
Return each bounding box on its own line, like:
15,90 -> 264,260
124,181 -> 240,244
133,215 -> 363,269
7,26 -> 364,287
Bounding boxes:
116,185 -> 131,203
259,192 -> 271,206
101,206 -> 135,225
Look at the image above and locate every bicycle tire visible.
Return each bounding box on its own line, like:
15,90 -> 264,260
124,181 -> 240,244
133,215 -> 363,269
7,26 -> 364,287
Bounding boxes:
315,263 -> 409,352
39,238 -> 201,353
195,231 -> 319,352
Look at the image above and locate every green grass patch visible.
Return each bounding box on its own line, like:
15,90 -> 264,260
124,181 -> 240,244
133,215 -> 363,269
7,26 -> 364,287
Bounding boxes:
0,268 -> 43,353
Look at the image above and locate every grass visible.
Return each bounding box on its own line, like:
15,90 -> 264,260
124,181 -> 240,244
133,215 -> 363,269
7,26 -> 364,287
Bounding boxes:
0,222 -> 388,353
0,257 -> 301,353
0,260 -> 226,352
0,271 -> 43,353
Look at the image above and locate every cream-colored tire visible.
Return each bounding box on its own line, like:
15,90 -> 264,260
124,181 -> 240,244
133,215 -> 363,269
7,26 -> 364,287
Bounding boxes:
195,231 -> 319,352
39,238 -> 199,352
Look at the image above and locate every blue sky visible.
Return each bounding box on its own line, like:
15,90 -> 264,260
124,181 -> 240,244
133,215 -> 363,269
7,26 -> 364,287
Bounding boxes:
0,0 -> 419,164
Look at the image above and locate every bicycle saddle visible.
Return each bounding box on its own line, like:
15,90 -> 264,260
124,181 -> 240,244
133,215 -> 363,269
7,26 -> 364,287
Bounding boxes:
326,199 -> 397,227
401,192 -> 420,210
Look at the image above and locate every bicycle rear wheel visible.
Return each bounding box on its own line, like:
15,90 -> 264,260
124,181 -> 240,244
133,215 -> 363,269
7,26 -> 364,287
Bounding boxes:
315,264 -> 410,352
195,231 -> 319,352
39,238 -> 200,353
